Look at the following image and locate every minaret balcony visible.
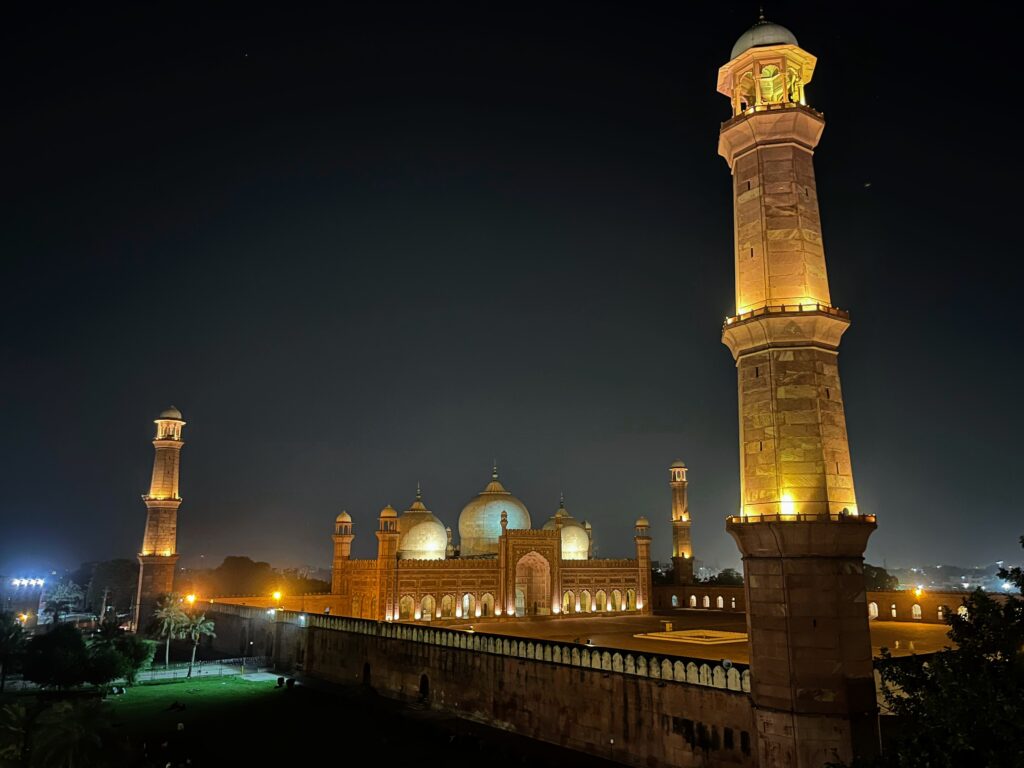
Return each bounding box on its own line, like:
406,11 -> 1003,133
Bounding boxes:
720,101 -> 823,130
722,303 -> 850,359
724,301 -> 848,329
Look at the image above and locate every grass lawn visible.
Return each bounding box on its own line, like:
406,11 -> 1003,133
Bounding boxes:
97,675 -> 617,767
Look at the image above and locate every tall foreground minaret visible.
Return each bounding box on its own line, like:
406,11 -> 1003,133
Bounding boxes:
716,17 -> 880,767
668,461 -> 693,584
133,406 -> 185,631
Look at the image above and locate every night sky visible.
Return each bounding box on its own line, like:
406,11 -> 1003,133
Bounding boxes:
3,2 -> 1022,576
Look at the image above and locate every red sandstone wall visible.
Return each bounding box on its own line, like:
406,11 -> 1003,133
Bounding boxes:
207,606 -> 757,767
302,626 -> 755,768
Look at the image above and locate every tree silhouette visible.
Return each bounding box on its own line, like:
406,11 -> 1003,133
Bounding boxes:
152,595 -> 187,668
0,613 -> 25,694
183,614 -> 216,678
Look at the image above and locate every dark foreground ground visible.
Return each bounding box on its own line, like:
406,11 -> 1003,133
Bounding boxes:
47,675 -> 623,767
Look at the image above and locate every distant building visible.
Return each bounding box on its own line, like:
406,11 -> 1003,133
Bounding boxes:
328,468 -> 653,620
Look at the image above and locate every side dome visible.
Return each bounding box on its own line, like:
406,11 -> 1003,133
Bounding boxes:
335,511 -> 352,523
399,518 -> 447,560
379,504 -> 398,519
397,486 -> 447,560
541,496 -> 589,560
730,18 -> 798,59
458,466 -> 531,556
158,405 -> 183,420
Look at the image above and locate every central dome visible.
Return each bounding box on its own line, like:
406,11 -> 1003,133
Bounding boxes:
730,18 -> 798,59
458,466 -> 531,556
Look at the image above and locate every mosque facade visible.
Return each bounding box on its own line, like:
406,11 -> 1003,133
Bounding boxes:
330,467 -> 653,621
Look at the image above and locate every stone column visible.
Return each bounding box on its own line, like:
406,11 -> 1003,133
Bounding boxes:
727,514 -> 880,766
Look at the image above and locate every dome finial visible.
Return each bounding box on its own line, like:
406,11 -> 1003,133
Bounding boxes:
416,482 -> 422,501
758,3 -> 766,22
559,492 -> 565,509
492,460 -> 499,480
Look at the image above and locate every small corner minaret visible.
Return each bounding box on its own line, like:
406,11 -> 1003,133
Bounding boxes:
669,461 -> 694,584
633,516 -> 652,615
134,406 -> 185,632
375,505 -> 400,620
331,511 -> 354,594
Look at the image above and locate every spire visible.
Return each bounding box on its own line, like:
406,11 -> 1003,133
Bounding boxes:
492,460 -> 499,480
416,482 -> 422,502
758,3 -> 766,22
559,491 -> 565,509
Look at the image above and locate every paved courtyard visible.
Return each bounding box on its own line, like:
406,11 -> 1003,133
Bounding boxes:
450,610 -> 954,663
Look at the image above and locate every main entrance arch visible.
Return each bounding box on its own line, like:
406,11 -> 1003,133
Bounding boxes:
514,551 -> 551,616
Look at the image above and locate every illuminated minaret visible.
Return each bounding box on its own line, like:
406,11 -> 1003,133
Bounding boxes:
331,511 -> 354,594
668,461 -> 693,584
375,505 -> 400,620
717,16 -> 880,766
134,406 -> 185,631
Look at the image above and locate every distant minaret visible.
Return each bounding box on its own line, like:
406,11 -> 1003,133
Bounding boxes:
134,406 -> 185,632
669,461 -> 694,584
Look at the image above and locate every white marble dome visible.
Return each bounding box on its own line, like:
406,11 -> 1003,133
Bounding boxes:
399,518 -> 448,560
458,467 -> 531,556
541,498 -> 589,560
398,487 -> 447,560
730,18 -> 798,59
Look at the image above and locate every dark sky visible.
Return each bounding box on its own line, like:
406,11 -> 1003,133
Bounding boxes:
3,2 -> 1022,576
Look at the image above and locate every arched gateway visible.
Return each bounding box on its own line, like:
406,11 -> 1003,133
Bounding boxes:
514,551 -> 551,616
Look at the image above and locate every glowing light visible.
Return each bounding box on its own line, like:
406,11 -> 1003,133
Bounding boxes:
1002,582 -> 1014,591
272,591 -> 282,602
455,606 -> 462,618
494,607 -> 502,616
186,594 -> 196,605
414,609 -> 422,620
475,607 -> 481,618
552,605 -> 560,614
913,587 -> 923,599
17,613 -> 28,624
780,493 -> 795,516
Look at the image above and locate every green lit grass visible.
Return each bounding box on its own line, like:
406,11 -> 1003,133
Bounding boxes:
106,676 -> 279,736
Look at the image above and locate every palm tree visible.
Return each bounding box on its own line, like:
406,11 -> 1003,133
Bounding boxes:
183,614 -> 216,678
152,595 -> 187,668
0,613 -> 25,693
32,700 -> 113,768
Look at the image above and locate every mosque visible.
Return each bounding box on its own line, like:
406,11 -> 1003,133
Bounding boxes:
329,465 -> 653,621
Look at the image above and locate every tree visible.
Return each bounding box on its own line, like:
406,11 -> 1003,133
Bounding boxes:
32,700 -> 114,768
182,614 -> 216,678
22,624 -> 89,691
43,581 -> 85,624
152,595 -> 187,668
96,612 -> 122,641
209,556 -> 276,596
83,643 -> 127,688
112,635 -> 155,685
706,568 -> 744,586
864,564 -> 899,591
0,612 -> 25,694
83,559 -> 138,616
0,703 -> 30,766
853,535 -> 1024,767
